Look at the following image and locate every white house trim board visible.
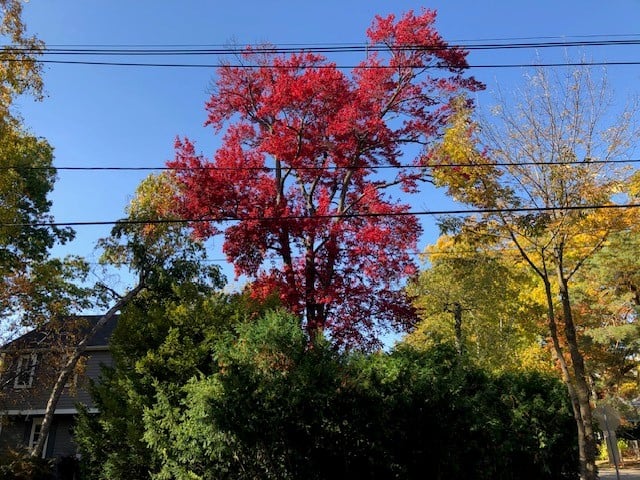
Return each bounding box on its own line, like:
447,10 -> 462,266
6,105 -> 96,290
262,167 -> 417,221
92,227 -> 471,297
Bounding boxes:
2,408 -> 99,415
84,345 -> 109,352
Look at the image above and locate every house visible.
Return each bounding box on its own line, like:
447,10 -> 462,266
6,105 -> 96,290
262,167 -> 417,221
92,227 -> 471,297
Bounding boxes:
0,315 -> 117,461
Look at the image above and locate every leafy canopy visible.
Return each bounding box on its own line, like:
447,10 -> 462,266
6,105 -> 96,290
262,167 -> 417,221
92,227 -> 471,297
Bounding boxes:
0,0 -> 92,328
406,235 -> 548,372
169,10 -> 482,347
140,311 -> 577,480
431,65 -> 639,480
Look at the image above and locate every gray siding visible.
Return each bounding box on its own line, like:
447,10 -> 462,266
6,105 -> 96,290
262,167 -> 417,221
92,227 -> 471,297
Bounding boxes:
0,417 -> 28,451
0,347 -> 113,459
49,415 -> 76,457
56,349 -> 113,410
0,415 -> 78,458
0,317 -> 118,460
0,347 -> 112,412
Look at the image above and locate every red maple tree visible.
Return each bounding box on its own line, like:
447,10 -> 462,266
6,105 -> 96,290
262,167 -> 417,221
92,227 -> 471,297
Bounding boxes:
169,10 -> 482,347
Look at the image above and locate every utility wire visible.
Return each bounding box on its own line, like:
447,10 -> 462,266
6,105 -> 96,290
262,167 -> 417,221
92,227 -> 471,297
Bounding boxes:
1,157 -> 637,173
3,37 -> 640,54
2,34 -> 638,71
16,59 -> 640,69
6,203 -> 640,229
1,36 -> 638,69
83,241 -> 617,264
9,32 -> 640,48
92,240 -> 620,263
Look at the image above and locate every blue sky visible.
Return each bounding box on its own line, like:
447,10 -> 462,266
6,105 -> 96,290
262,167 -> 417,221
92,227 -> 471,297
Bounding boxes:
13,0 -> 640,290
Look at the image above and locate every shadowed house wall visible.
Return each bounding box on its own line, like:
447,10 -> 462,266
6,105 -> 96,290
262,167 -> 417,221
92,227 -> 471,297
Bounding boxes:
0,316 -> 116,460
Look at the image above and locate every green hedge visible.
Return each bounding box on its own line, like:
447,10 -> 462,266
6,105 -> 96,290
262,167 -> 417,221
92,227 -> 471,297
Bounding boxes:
134,311 -> 578,480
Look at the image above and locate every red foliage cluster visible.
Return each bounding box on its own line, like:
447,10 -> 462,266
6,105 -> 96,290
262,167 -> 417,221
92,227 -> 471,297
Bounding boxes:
169,9 -> 482,347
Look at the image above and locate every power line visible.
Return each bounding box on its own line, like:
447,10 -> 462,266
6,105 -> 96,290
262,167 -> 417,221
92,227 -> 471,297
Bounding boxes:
84,241 -> 616,264
0,35 -> 636,70
3,37 -> 640,55
8,32 -> 640,48
17,58 -> 640,70
6,203 -> 640,229
1,157 -> 638,173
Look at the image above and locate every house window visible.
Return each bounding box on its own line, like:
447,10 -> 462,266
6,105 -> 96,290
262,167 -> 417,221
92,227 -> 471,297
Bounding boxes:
28,417 -> 49,458
14,354 -> 37,389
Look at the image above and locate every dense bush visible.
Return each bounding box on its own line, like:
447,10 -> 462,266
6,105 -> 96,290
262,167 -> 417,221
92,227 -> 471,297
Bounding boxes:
0,448 -> 54,480
137,311 -> 578,480
77,303 -> 578,479
74,268 -> 234,480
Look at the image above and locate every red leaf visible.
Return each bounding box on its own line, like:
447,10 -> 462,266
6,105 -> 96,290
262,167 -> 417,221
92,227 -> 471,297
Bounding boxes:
169,10 -> 482,348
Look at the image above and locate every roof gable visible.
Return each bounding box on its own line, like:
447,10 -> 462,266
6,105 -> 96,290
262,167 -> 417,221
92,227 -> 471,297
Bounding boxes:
1,315 -> 118,351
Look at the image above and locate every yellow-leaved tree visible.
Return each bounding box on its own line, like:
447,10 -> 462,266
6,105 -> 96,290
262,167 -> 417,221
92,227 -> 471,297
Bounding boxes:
405,235 -> 550,373
431,66 -> 639,480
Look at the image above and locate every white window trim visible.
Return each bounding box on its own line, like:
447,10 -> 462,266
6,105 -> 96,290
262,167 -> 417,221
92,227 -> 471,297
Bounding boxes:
28,417 -> 49,458
14,353 -> 37,389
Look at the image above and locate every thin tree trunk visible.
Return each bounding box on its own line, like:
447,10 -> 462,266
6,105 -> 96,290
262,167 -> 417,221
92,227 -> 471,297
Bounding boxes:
449,302 -> 464,355
30,284 -> 144,458
304,236 -> 319,341
542,278 -> 589,477
555,266 -> 598,480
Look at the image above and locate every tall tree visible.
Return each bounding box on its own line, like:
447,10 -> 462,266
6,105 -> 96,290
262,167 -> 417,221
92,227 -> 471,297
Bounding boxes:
594,174 -> 640,401
433,67 -> 639,480
0,2 -> 105,460
0,0 -> 87,329
30,173 -> 212,458
169,10 -> 483,347
572,229 -> 640,402
75,241 -> 228,480
406,235 -> 547,372
0,0 -> 44,116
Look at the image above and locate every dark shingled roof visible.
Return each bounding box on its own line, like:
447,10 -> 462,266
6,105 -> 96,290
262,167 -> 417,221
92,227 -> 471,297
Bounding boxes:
1,314 -> 118,351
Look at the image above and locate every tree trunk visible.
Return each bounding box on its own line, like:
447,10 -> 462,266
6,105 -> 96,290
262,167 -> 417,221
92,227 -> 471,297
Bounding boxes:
450,302 -> 463,355
30,284 -> 144,458
555,266 -> 599,480
541,278 -> 592,479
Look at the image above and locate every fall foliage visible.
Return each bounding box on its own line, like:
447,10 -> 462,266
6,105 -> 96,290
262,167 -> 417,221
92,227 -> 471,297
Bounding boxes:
169,10 -> 482,347
0,0 -> 92,331
430,66 -> 639,480
406,235 -> 549,372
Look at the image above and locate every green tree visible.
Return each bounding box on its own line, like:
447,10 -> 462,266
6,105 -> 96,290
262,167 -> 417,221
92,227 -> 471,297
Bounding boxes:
75,268 -> 229,480
141,311 -> 577,480
0,3 -> 105,470
31,173 -> 218,458
571,230 -> 640,401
